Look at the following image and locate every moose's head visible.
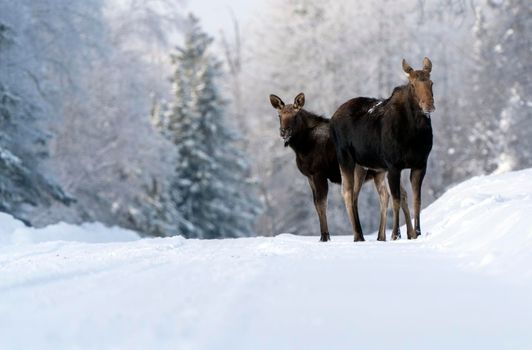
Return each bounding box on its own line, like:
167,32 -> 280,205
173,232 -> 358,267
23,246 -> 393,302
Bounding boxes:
269,92 -> 305,145
402,57 -> 435,115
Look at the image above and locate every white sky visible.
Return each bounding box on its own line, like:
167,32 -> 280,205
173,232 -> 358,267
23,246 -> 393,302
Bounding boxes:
185,0 -> 261,37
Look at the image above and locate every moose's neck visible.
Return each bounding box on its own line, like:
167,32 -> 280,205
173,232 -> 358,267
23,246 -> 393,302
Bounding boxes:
390,84 -> 429,126
286,109 -> 326,153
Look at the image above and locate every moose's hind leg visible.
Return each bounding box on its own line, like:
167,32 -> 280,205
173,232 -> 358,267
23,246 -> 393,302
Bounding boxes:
351,165 -> 367,242
341,166 -> 363,242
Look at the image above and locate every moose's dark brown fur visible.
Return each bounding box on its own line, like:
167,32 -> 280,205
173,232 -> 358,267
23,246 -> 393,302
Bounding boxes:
331,58 -> 434,241
269,93 -> 412,241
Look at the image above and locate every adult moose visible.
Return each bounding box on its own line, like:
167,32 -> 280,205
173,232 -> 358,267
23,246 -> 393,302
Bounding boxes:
269,93 -> 413,242
331,57 -> 434,241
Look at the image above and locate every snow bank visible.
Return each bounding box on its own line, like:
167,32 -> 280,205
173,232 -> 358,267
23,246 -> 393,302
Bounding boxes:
0,213 -> 140,245
0,212 -> 26,236
422,168 -> 532,280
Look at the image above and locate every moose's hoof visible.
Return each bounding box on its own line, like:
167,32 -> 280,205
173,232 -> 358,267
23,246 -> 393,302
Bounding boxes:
377,236 -> 386,242
353,236 -> 365,242
391,231 -> 401,240
407,232 -> 418,240
320,232 -> 330,242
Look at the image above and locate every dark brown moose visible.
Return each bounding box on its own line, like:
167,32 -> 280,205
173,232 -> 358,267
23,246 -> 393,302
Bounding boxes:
269,93 -> 413,241
331,57 -> 434,241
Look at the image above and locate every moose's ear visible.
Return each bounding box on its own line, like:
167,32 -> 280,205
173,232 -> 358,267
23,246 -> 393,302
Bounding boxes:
293,92 -> 305,110
402,59 -> 414,77
423,57 -> 432,74
269,94 -> 285,110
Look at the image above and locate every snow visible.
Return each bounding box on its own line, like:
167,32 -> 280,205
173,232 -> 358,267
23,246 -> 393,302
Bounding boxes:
422,168 -> 532,280
1,169 -> 532,349
0,213 -> 140,245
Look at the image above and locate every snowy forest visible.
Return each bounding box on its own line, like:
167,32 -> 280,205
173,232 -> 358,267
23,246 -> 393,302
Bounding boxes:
0,0 -> 530,238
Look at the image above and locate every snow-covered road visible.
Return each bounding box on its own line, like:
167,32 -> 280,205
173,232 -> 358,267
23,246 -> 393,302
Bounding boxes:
1,169 -> 532,349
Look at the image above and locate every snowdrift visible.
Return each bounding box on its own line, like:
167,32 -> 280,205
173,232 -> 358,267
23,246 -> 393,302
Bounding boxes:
421,168 -> 532,280
0,212 -> 140,245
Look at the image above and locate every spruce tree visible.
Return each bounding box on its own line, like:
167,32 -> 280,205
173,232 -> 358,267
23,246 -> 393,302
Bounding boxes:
153,15 -> 261,239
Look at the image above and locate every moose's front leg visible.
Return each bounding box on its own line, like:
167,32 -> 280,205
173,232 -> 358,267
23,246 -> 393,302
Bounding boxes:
373,172 -> 389,241
410,167 -> 426,238
309,176 -> 330,242
400,184 -> 416,239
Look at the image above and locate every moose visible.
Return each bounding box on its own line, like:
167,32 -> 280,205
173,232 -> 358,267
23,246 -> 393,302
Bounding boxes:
330,57 -> 434,241
269,93 -> 413,241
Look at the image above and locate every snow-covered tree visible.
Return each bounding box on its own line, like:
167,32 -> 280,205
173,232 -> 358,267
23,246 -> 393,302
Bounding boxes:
153,15 -> 261,239
0,6 -> 72,224
490,0 -> 532,172
29,0 -> 186,232
0,0 -> 188,233
455,0 -> 531,176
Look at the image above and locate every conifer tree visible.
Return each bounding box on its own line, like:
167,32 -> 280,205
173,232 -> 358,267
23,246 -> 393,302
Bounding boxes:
153,15 -> 261,238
